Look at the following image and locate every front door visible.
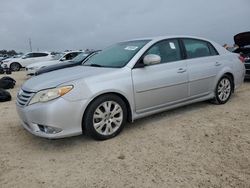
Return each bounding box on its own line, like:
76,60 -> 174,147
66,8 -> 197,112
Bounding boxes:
132,39 -> 188,113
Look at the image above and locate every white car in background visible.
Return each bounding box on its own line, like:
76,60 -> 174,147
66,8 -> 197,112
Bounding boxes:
1,52 -> 54,71
26,51 -> 82,76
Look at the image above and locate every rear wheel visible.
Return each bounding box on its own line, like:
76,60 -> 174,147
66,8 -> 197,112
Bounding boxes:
83,94 -> 127,140
212,75 -> 233,104
10,62 -> 21,71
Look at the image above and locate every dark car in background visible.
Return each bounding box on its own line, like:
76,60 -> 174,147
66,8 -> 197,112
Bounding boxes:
233,32 -> 250,78
35,51 -> 100,76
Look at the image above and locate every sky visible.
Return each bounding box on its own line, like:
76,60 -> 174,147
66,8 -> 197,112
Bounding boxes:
0,0 -> 250,52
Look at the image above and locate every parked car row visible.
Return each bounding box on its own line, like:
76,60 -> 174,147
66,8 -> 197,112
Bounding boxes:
26,51 -> 82,76
16,36 -> 245,140
35,51 -> 100,76
0,50 -> 100,77
1,52 -> 54,71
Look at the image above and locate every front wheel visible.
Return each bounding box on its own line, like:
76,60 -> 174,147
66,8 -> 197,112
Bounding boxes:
83,94 -> 127,140
10,62 -> 21,71
212,75 -> 233,104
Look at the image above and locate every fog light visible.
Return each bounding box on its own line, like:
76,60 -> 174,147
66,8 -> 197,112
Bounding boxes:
38,125 -> 62,134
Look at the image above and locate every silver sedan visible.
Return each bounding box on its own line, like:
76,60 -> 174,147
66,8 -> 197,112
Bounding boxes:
16,36 -> 245,140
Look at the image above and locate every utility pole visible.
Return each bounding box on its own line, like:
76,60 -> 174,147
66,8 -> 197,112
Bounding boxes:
29,38 -> 32,52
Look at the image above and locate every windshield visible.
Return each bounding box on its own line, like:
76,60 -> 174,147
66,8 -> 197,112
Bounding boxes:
84,40 -> 150,68
52,53 -> 64,60
70,52 -> 89,63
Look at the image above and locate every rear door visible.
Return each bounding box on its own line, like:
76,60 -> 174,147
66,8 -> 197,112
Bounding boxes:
20,53 -> 35,67
33,53 -> 50,63
132,39 -> 189,113
181,38 -> 221,98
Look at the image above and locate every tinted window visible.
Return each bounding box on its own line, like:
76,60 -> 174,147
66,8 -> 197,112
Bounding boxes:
64,52 -> 81,60
144,39 -> 182,64
207,43 -> 219,56
23,53 -> 33,58
33,53 -> 48,57
183,39 -> 212,59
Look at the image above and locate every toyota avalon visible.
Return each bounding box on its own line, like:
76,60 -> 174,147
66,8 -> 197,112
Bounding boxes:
16,36 -> 245,140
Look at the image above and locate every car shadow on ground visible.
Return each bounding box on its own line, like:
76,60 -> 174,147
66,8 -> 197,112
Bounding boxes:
244,78 -> 250,82
124,101 -> 210,132
25,100 -> 211,151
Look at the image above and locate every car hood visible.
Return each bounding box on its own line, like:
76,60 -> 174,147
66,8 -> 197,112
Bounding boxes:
2,57 -> 20,63
36,61 -> 80,75
234,32 -> 250,47
22,66 -> 116,92
26,60 -> 59,68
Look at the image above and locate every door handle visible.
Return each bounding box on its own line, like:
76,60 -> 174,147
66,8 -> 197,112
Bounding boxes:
215,62 -> 222,66
177,68 -> 186,73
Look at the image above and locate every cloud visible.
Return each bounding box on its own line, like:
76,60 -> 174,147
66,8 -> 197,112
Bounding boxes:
0,0 -> 249,52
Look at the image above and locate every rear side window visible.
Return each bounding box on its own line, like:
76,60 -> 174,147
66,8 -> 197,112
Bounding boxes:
144,39 -> 182,64
207,43 -> 219,56
33,53 -> 48,57
182,39 -> 217,59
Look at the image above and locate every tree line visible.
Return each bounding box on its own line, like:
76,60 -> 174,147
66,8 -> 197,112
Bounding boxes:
0,50 -> 21,56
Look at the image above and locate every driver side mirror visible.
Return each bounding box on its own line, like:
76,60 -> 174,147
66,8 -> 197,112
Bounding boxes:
143,54 -> 161,66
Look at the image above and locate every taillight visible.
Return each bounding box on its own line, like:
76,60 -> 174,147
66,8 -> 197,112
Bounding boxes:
239,55 -> 245,63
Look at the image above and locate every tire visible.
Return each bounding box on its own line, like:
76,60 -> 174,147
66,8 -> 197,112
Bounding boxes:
10,62 -> 21,71
83,94 -> 127,140
211,75 -> 233,104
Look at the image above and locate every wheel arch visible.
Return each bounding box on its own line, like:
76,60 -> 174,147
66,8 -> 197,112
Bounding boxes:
10,62 -> 22,68
11,62 -> 21,65
224,72 -> 235,92
81,92 -> 133,132
214,67 -> 235,93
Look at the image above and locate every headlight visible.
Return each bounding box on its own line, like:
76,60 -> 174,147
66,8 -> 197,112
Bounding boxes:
29,85 -> 73,105
2,64 -> 8,68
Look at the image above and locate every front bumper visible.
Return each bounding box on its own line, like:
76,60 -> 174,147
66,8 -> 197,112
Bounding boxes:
26,68 -> 37,76
16,97 -> 88,139
1,63 -> 9,69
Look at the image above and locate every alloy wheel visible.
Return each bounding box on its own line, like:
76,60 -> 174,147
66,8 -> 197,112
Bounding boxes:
93,101 -> 123,136
217,78 -> 231,102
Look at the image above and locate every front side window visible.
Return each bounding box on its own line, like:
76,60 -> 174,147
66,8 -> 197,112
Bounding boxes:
183,39 -> 214,59
23,53 -> 34,58
144,39 -> 182,64
84,40 -> 150,68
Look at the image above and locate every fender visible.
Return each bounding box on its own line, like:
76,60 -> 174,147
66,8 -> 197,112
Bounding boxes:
213,66 -> 234,91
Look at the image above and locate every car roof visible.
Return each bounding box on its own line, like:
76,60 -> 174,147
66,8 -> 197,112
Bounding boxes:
64,51 -> 83,54
122,35 -> 213,43
26,52 -> 50,54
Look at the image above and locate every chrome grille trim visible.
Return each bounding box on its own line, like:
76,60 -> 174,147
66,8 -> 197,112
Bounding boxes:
16,89 -> 35,107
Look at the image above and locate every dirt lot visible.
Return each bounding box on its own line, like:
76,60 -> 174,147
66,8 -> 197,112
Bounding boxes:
0,71 -> 250,188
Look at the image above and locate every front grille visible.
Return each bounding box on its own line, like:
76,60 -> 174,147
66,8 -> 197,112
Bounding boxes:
17,89 -> 35,106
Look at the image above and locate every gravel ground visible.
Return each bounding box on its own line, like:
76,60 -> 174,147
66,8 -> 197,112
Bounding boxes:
0,71 -> 250,188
